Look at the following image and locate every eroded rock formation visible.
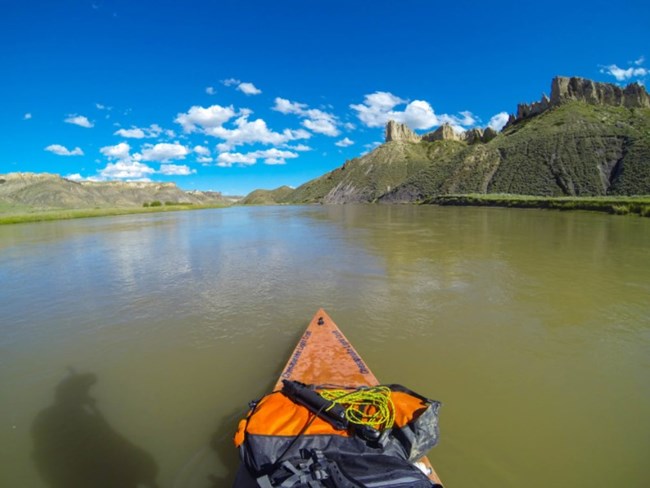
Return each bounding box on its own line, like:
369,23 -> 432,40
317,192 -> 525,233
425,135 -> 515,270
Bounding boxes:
422,124 -> 463,142
385,120 -> 422,142
507,76 -> 650,127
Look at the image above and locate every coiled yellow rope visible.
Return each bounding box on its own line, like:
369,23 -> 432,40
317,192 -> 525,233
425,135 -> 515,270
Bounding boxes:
320,386 -> 395,430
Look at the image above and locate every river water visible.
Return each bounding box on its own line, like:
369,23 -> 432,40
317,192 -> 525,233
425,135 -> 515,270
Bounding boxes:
1,205 -> 648,487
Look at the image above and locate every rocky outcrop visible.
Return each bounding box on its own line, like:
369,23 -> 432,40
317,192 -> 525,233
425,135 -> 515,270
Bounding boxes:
551,77 -> 650,108
463,128 -> 484,144
507,76 -> 650,127
516,94 -> 551,120
385,120 -> 421,142
482,127 -> 498,142
421,125 -> 497,144
422,124 -> 463,142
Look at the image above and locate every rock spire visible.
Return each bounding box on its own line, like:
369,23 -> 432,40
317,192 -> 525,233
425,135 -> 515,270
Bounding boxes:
385,120 -> 422,143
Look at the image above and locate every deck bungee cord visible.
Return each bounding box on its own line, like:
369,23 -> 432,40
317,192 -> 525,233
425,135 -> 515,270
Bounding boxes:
320,385 -> 395,432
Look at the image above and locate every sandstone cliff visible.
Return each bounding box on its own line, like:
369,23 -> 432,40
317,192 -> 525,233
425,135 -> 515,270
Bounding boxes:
247,76 -> 650,204
508,76 -> 650,127
385,120 -> 422,142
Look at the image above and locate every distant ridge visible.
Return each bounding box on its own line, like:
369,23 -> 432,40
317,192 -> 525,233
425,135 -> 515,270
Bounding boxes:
245,76 -> 650,204
0,173 -> 229,209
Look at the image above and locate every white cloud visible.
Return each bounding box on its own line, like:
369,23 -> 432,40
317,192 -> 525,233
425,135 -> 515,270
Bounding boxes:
237,82 -> 262,95
100,161 -> 156,179
114,127 -> 145,138
193,145 -> 210,156
159,164 -> 196,175
600,57 -> 648,81
343,122 -> 355,130
216,148 -> 299,167
255,148 -> 299,165
286,144 -> 312,151
350,92 -> 406,127
437,111 -> 478,133
206,86 -> 216,95
273,98 -> 308,115
273,97 -> 340,136
24,113 -> 32,120
222,78 -> 240,87
139,142 -> 189,162
601,64 -> 648,81
402,100 -> 439,129
351,91 -> 477,131
217,152 -> 257,167
100,142 -> 131,160
488,112 -> 509,131
113,124 -> 163,139
197,156 -> 213,164
211,113 -> 311,151
175,104 -> 236,133
45,144 -> 84,156
64,114 -> 94,128
95,103 -> 111,111
98,142 -> 159,181
175,103 -> 311,151
351,92 -> 436,129
335,137 -> 354,147
65,173 -> 103,182
303,117 -> 339,136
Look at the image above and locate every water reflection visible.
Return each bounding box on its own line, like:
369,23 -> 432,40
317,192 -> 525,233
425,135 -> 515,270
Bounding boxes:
31,370 -> 159,488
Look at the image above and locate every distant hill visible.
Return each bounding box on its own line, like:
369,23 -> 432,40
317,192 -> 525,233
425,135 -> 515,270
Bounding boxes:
243,76 -> 650,204
0,173 -> 230,210
239,185 -> 295,205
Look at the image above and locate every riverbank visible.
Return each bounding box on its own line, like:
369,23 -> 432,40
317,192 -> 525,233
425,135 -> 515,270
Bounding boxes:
0,203 -> 230,225
425,194 -> 650,217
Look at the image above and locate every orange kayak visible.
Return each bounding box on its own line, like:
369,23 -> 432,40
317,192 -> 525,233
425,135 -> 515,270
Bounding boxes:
275,308 -> 443,486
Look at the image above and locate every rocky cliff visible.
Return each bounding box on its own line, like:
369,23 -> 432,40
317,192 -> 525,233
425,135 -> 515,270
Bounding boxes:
385,120 -> 422,142
246,76 -> 650,204
0,173 -> 228,209
507,76 -> 650,127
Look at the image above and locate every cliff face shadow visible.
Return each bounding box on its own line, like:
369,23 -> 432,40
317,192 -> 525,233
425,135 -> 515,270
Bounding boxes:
31,370 -> 159,488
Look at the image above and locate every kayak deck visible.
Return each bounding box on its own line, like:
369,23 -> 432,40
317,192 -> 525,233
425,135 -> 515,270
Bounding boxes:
275,308 -> 443,485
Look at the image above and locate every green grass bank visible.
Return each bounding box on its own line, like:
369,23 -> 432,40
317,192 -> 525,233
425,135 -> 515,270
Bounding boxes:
425,194 -> 650,216
0,203 -> 229,225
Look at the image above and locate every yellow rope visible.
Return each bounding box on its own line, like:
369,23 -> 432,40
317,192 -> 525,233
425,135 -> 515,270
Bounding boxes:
320,386 -> 395,431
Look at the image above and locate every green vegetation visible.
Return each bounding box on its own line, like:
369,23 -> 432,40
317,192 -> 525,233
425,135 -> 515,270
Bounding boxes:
425,194 -> 650,217
239,186 -> 295,205
285,140 -> 466,204
488,103 -> 650,196
251,101 -> 650,205
164,201 -> 194,206
0,203 -> 229,225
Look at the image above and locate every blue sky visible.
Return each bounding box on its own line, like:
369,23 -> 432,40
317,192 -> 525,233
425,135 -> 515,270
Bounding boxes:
1,0 -> 648,195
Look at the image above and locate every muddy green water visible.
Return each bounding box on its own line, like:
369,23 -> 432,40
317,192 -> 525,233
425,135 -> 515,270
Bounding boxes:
1,205 -> 649,487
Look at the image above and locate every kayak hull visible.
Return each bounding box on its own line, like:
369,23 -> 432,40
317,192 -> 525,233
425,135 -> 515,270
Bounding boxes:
275,308 -> 443,485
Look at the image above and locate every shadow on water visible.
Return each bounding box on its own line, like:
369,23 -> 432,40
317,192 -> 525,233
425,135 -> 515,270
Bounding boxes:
207,408 -> 245,487
31,370 -> 160,488
207,374 -> 281,488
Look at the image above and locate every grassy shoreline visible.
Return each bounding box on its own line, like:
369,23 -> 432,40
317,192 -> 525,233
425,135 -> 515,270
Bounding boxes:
424,194 -> 650,216
0,203 -> 230,225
